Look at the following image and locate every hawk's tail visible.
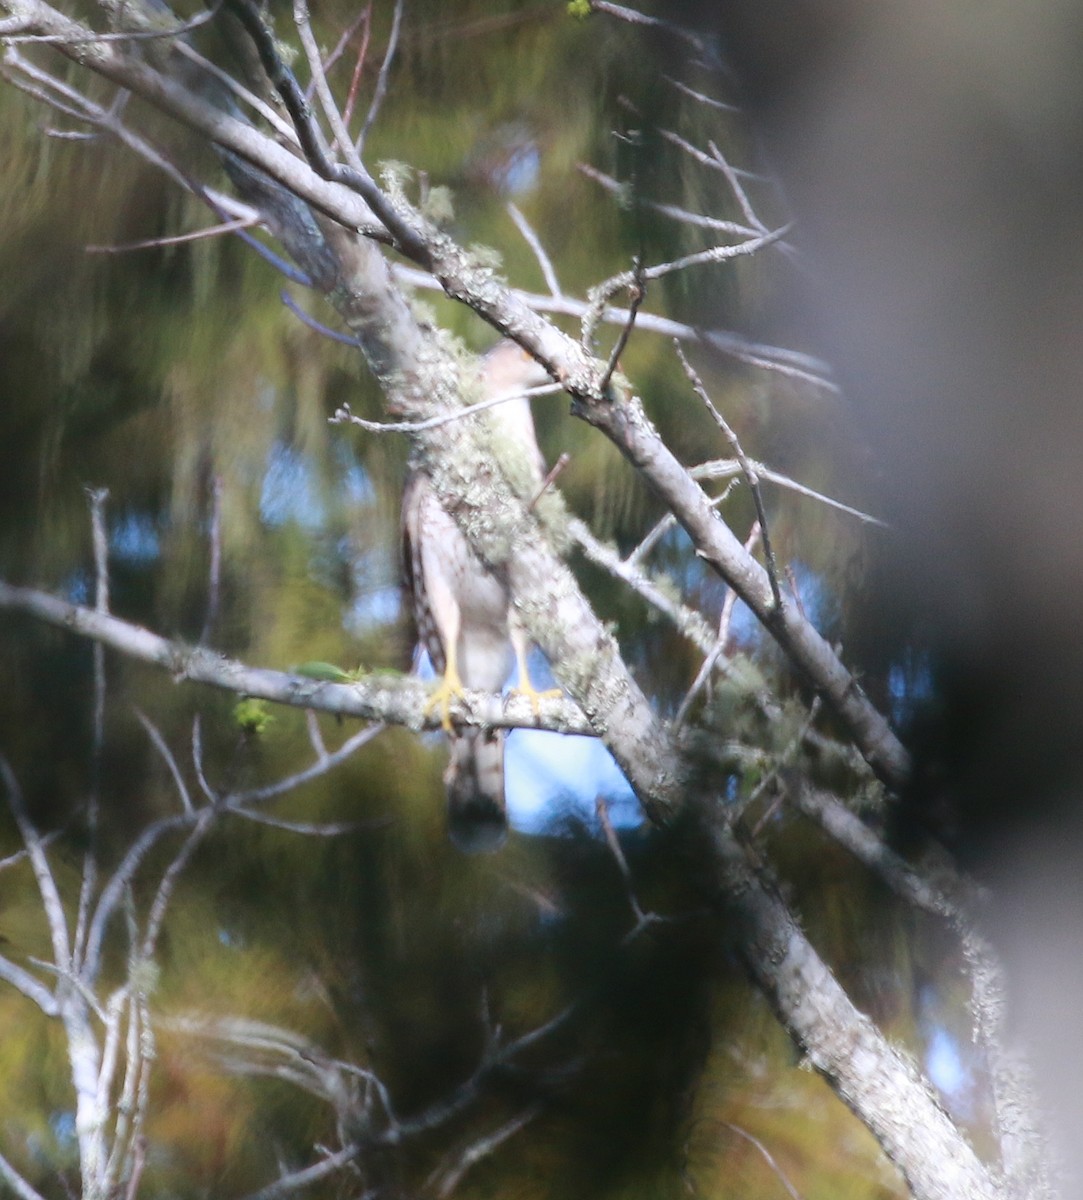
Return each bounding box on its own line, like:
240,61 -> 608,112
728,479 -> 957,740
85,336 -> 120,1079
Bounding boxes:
444,728 -> 507,853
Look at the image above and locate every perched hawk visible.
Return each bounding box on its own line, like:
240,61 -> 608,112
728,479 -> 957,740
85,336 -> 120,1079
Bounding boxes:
402,342 -> 552,852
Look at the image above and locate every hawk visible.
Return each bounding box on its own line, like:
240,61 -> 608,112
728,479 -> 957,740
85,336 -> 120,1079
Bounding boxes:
402,342 -> 553,852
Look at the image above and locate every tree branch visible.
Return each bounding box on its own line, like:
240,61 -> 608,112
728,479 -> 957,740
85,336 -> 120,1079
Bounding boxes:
0,579 -> 593,735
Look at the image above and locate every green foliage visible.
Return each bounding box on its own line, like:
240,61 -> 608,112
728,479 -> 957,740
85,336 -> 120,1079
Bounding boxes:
233,697 -> 276,736
291,660 -> 355,683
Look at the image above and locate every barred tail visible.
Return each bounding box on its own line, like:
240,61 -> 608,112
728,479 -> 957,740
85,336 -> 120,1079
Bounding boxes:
444,728 -> 507,853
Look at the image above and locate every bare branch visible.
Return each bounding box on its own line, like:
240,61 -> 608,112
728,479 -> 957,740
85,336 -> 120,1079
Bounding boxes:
0,1147 -> 48,1200
568,518 -> 719,656
292,0 -> 362,172
141,808 -> 215,959
598,258 -> 644,390
280,289 -> 359,346
663,75 -> 740,115
676,341 -> 784,613
135,708 -> 194,816
173,40 -> 300,143
704,819 -> 999,1200
587,0 -> 714,61
0,833 -> 59,873
224,722 -> 384,808
1,756 -> 72,971
338,5 -> 373,128
692,459 -> 888,528
86,214 -> 259,254
722,1122 -> 804,1200
507,201 -> 562,298
673,522 -> 761,731
388,264 -> 839,391
3,1 -> 217,43
0,580 -> 593,735
578,162 -> 766,239
73,486 -> 110,969
226,809 -> 375,837
355,0 -> 401,152
0,953 -> 59,1016
82,811 -> 197,982
747,697 -> 823,835
332,380 -> 561,435
190,714 -> 216,804
240,1144 -> 360,1200
432,1105 -> 542,1198
304,709 -> 327,760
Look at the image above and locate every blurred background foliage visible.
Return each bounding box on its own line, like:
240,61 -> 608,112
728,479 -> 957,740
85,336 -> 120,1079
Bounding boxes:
0,1 -> 970,1196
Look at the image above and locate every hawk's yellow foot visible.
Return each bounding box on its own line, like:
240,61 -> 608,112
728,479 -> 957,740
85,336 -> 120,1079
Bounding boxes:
510,678 -> 563,718
423,663 -> 467,733
510,639 -> 561,717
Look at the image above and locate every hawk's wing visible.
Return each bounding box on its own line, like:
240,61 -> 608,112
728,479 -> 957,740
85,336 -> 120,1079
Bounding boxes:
401,467 -> 446,677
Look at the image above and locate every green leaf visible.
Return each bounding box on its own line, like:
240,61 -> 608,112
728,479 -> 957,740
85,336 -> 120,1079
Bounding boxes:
292,661 -> 354,683
233,698 -> 275,736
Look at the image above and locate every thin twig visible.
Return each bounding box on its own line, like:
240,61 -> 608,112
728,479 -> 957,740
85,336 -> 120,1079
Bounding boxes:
240,1144 -> 361,1200
0,954 -> 59,1016
135,709 -> 194,816
174,40 -> 300,143
75,486 -> 109,969
625,511 -> 678,569
527,452 -> 570,512
293,0 -> 363,173
388,263 -> 839,391
708,139 -> 768,232
663,75 -> 740,115
0,1147 -> 48,1200
227,809 -> 375,837
589,0 -> 712,59
569,518 -> 719,657
432,1105 -> 543,1198
223,722 -> 384,808
85,215 -> 258,253
2,2 -> 217,43
673,522 -> 761,731
507,201 -> 562,298
141,808 -> 216,959
581,231 -> 787,353
578,162 -> 764,238
3,48 -> 313,291
355,0 -> 402,152
716,526 -> 753,654
339,3 -> 373,128
305,709 -> 328,761
675,342 -> 784,614
82,812 -> 196,982
281,290 -> 359,346
691,460 -> 887,528
748,697 -> 823,836
0,834 -> 59,874
598,257 -> 644,393
723,1122 -> 804,1200
331,380 -> 560,434
1,756 -> 71,972
190,714 -> 216,804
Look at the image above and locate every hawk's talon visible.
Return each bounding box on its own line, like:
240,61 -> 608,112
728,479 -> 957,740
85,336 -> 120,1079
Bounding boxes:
510,680 -> 562,719
424,667 -> 467,733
